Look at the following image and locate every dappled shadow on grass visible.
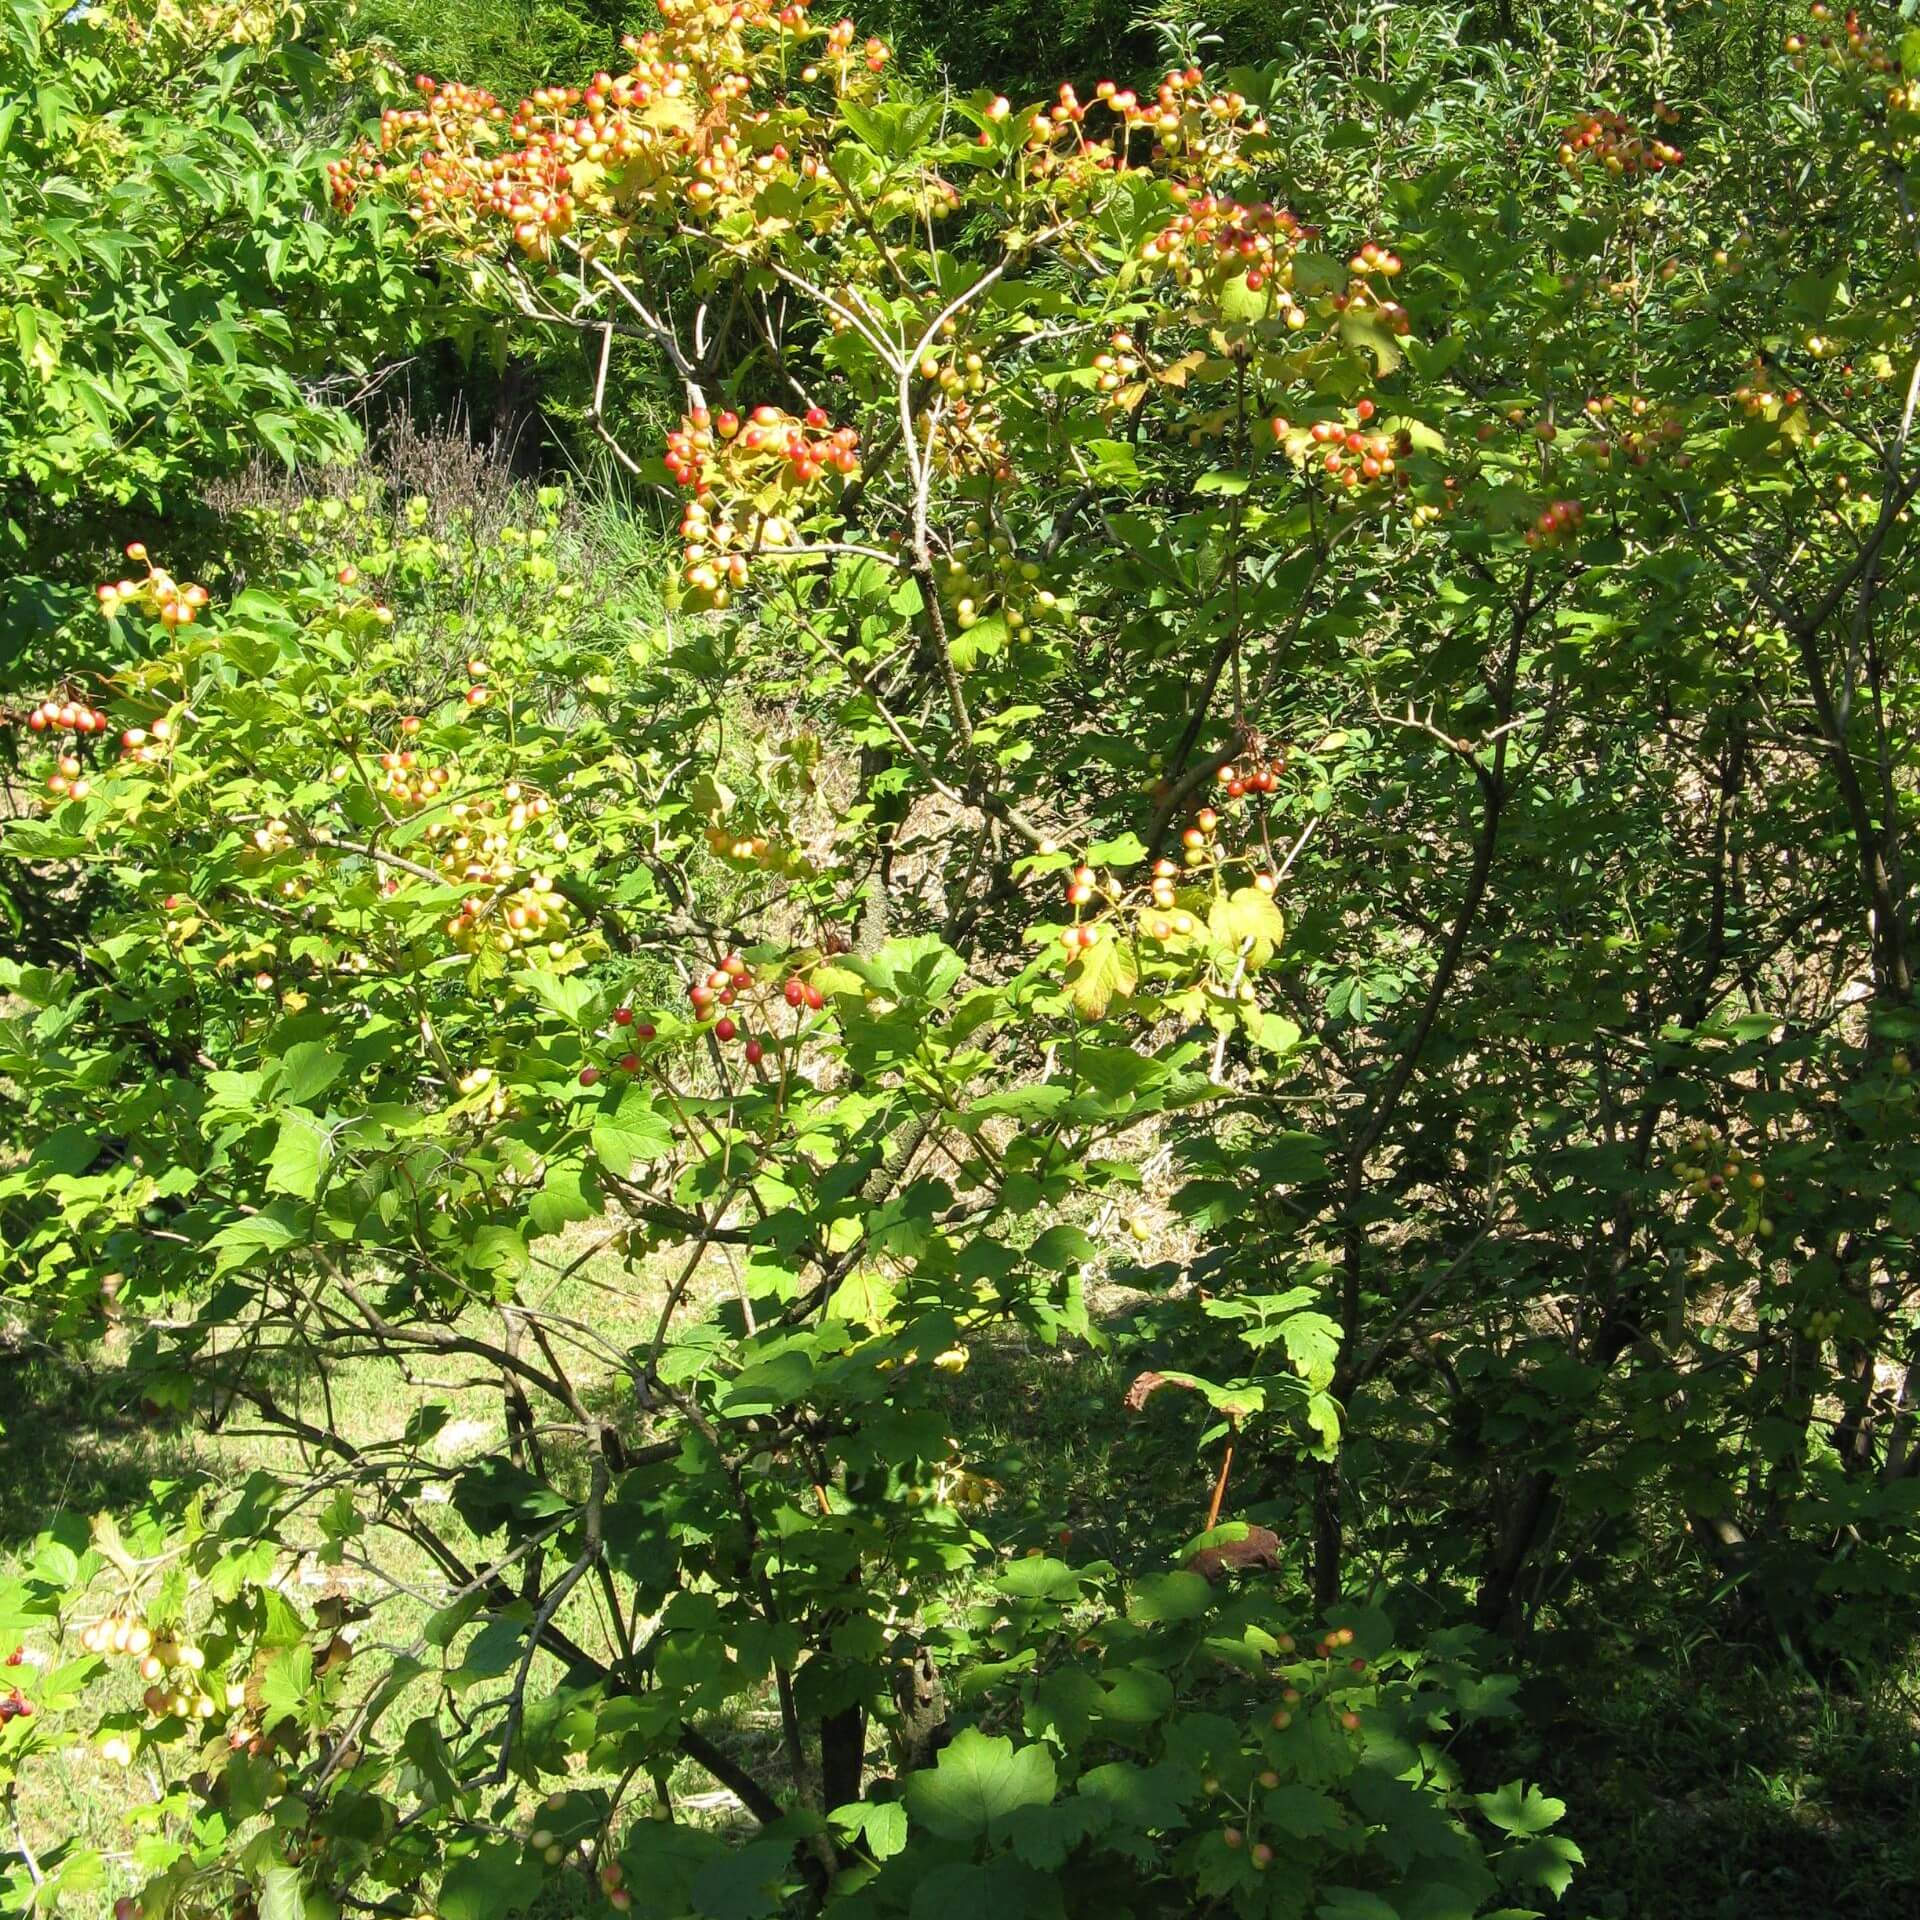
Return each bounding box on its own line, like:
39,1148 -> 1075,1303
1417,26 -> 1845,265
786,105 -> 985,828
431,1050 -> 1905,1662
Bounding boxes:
1457,1642 -> 1920,1920
936,1319 -> 1920,1920
936,1317 -> 1315,1586
0,1349 -> 203,1549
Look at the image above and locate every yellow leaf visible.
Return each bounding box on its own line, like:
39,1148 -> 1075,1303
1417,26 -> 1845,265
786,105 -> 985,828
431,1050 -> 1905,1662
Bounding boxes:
1066,933 -> 1138,1020
827,1269 -> 899,1329
1208,887 -> 1287,968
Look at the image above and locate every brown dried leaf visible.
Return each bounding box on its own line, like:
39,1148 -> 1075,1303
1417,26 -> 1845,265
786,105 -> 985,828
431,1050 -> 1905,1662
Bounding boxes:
1185,1526 -> 1283,1583
1123,1370 -> 1174,1413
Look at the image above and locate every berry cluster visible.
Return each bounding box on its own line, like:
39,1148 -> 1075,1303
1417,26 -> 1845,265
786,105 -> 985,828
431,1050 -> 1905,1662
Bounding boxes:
1578,391 -> 1688,466
1297,398 -> 1406,494
1141,839 -> 1277,959
423,784 -> 562,884
1193,1622 -> 1381,1873
117,714 -> 178,766
1345,238 -> 1405,279
942,518 -> 1062,636
44,753 -> 93,803
521,1793 -> 638,1908
1556,110 -> 1683,176
668,404 -> 859,604
1,1646 -> 28,1724
1732,380 -> 1806,420
703,819 -> 781,867
923,1444 -> 997,1509
1785,6 -> 1896,82
1058,863 -> 1108,956
1523,498 -> 1587,548
1118,65 -> 1270,170
448,878 -> 576,959
1672,1123 -> 1769,1238
1331,259 -> 1412,341
1090,330 -> 1142,407
1004,67 -> 1269,205
1214,750 -> 1286,799
1178,806 -> 1231,868
374,742 -> 454,809
329,4 -> 890,254
1140,195 -> 1313,330
419,783 -> 580,960
681,950 -> 826,1064
97,545 -> 209,627
21,692 -> 110,734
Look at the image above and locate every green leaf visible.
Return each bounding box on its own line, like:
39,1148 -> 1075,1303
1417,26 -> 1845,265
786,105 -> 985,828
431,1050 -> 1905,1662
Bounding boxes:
1338,306 -> 1404,375
1129,1571 -> 1213,1623
1251,1011 -> 1302,1054
1317,1892 -> 1401,1920
1086,832 -> 1148,867
995,1557 -> 1081,1601
1265,1784 -> 1343,1839
207,1201 -> 307,1275
907,1861 -> 1052,1920
1474,1780 -> 1566,1836
439,1840 -> 544,1920
904,1727 -> 1059,1842
260,1642 -> 313,1725
1278,1311 -> 1342,1391
689,1837 -> 793,1920
1028,1225 -> 1096,1269
260,1868 -> 306,1920
1496,1834 -> 1584,1899
529,1160 -> 600,1236
468,1227 -> 529,1279
591,1093 -> 675,1176
1077,1759 -> 1198,1832
265,1112 -> 331,1200
831,1799 -> 908,1861
523,970 -> 595,1025
277,1039 -> 344,1107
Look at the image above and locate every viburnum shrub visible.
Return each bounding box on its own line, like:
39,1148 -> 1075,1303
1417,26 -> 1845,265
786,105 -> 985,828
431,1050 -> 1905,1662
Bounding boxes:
14,0 -> 1920,1913
0,468 -> 1574,1918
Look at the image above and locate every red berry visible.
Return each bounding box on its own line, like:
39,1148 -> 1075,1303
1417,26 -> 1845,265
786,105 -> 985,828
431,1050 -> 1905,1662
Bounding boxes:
614,1007 -> 634,1026
714,1017 -> 737,1042
635,1022 -> 657,1040
804,983 -> 824,1011
618,1053 -> 641,1073
579,1066 -> 601,1087
784,977 -> 805,1007
743,1039 -> 764,1065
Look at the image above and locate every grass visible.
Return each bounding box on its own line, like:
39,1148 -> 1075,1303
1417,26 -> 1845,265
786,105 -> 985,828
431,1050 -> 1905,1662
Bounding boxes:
1530,1650 -> 1920,1919
0,1225 -> 758,1907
